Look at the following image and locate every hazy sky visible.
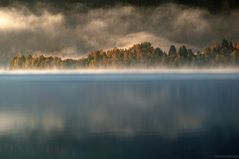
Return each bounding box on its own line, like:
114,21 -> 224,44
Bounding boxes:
0,0 -> 238,66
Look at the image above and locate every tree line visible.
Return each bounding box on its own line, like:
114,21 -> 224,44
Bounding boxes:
10,39 -> 239,70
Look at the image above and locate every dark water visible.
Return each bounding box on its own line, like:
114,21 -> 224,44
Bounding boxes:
0,73 -> 239,159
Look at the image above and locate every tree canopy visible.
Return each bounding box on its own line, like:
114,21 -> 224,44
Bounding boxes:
10,39 -> 239,70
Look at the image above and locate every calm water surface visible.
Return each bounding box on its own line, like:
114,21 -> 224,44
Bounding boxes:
0,73 -> 239,159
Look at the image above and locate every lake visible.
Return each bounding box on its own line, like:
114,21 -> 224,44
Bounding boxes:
0,73 -> 239,159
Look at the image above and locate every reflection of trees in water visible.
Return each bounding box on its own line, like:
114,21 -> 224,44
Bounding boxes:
1,78 -> 239,138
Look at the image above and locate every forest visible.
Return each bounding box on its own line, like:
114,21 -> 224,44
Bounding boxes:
9,39 -> 239,70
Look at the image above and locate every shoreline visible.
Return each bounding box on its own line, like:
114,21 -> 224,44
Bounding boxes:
0,68 -> 239,74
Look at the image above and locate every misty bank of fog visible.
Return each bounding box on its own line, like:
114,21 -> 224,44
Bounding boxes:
0,3 -> 239,66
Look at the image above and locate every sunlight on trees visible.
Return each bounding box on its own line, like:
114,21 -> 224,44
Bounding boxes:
10,40 -> 239,70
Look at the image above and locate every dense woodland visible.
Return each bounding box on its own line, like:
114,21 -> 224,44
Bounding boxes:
10,39 -> 239,70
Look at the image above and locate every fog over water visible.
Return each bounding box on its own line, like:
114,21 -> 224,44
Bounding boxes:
1,68 -> 239,75
0,1 -> 239,158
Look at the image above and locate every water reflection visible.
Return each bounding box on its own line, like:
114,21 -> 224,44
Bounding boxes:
0,112 -> 64,136
0,74 -> 239,158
